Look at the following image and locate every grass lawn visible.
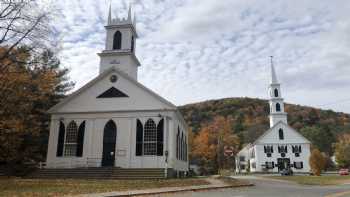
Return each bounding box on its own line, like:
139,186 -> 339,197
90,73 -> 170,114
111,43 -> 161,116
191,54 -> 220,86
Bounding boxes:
267,175 -> 350,185
0,178 -> 210,197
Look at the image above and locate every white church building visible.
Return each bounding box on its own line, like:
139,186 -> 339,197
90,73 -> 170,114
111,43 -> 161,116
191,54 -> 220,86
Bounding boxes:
235,59 -> 311,173
45,6 -> 189,176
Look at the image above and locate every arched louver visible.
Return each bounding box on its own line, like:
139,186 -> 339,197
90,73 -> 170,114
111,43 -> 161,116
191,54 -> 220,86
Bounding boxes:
56,121 -> 65,157
136,119 -> 143,156
76,121 -> 85,157
274,89 -> 279,97
157,119 -> 164,156
113,31 -> 122,50
276,103 -> 281,112
279,128 -> 284,140
131,36 -> 135,52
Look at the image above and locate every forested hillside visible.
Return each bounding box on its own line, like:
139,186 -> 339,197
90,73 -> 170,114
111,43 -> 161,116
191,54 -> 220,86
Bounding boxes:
179,97 -> 350,156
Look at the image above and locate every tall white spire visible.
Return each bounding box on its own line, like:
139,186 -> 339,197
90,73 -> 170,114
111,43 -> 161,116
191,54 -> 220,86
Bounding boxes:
127,3 -> 132,21
270,56 -> 278,84
268,57 -> 287,127
108,3 -> 112,24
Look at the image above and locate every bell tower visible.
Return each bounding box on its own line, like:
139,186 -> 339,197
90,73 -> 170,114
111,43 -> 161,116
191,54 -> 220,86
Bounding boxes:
268,56 -> 288,127
98,4 -> 140,80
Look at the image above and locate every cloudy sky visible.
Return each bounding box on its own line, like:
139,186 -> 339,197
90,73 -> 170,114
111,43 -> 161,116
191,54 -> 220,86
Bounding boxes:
52,0 -> 350,113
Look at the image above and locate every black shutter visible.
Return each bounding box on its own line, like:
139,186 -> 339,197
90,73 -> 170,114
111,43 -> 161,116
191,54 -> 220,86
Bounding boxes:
292,146 -> 295,153
299,145 -> 302,153
76,121 -> 86,157
176,128 -> 180,159
136,119 -> 143,156
157,119 -> 164,156
271,146 -> 273,153
56,121 -> 65,157
285,146 -> 288,153
301,162 -> 303,169
264,146 -> 267,153
272,162 -> 275,168
278,146 -> 281,153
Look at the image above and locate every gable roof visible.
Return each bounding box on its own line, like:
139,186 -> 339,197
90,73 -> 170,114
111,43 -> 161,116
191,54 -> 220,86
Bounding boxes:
253,121 -> 311,145
48,67 -> 177,113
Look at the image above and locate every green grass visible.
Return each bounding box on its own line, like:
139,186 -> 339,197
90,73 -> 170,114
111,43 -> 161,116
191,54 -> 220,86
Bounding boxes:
267,175 -> 350,185
0,178 -> 210,197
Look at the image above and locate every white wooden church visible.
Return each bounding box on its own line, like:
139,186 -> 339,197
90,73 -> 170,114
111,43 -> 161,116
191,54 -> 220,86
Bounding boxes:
45,5 -> 189,177
235,60 -> 311,173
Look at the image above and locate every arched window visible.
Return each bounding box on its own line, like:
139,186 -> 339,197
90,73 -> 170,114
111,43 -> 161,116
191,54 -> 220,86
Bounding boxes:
276,103 -> 281,112
144,119 -> 157,155
136,119 -> 143,156
113,31 -> 122,50
56,121 -> 65,157
274,89 -> 279,97
76,121 -> 86,157
131,36 -> 135,52
176,127 -> 180,159
64,121 -> 78,156
279,128 -> 284,140
157,119 -> 164,156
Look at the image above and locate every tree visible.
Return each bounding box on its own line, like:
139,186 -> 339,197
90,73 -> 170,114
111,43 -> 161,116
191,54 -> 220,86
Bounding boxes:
309,149 -> 326,176
334,134 -> 350,168
0,47 -> 74,174
300,126 -> 335,155
192,116 -> 240,174
0,0 -> 55,71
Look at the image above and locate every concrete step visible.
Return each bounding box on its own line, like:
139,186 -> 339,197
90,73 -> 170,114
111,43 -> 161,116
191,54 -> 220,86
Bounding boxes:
30,168 -> 165,179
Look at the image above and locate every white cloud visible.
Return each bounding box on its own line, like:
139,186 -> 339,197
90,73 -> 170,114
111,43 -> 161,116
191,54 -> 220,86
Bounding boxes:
52,0 -> 350,113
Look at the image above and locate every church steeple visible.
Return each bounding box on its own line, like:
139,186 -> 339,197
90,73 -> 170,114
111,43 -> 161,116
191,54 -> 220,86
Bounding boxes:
268,56 -> 287,127
98,3 -> 140,80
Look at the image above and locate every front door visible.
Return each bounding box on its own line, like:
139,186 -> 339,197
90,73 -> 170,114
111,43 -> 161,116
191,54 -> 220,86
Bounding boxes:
277,158 -> 290,171
102,120 -> 117,167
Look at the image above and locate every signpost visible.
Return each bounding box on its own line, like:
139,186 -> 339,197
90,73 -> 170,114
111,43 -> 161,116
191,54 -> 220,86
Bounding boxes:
224,146 -> 235,157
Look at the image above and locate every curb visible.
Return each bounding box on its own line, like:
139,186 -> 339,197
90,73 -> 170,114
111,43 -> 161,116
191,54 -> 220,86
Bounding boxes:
104,183 -> 254,197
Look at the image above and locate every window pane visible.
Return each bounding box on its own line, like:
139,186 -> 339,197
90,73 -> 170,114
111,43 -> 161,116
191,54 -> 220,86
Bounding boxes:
144,143 -> 157,155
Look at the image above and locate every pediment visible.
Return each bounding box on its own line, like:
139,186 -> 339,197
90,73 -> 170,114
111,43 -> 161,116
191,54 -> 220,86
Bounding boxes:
48,68 -> 177,113
256,122 -> 310,144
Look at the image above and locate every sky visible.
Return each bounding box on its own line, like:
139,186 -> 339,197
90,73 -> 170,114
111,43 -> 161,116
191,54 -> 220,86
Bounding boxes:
51,0 -> 350,113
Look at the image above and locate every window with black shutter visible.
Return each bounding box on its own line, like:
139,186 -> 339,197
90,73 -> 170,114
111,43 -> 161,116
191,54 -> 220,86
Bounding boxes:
76,121 -> 85,157
136,119 -> 143,156
156,119 -> 164,156
56,121 -> 65,157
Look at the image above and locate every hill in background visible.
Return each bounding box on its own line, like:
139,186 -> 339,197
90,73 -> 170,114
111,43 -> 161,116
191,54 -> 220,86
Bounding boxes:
179,97 -> 350,155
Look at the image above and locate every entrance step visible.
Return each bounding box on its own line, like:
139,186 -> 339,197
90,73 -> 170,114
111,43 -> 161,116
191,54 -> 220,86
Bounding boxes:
30,168 -> 165,179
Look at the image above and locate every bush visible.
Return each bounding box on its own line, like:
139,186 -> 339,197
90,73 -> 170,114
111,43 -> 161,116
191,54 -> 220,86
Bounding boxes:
309,149 -> 326,176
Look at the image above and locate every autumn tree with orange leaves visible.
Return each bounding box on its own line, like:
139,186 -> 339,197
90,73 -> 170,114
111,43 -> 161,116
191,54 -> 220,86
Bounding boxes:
192,116 -> 240,174
0,47 -> 74,174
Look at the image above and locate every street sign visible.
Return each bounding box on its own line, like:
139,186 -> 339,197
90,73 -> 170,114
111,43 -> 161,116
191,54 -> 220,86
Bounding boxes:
224,146 -> 234,157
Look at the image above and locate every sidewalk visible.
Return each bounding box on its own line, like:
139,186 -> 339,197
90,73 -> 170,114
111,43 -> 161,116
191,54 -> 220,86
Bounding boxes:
74,178 -> 253,197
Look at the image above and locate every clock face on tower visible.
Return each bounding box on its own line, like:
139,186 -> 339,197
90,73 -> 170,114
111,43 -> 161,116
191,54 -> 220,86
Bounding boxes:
110,75 -> 118,83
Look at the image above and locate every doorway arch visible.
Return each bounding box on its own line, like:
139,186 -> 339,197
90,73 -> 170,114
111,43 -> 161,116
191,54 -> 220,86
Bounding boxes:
102,120 -> 117,167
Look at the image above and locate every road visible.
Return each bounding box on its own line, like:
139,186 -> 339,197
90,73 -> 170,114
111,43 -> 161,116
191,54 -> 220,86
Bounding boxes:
167,176 -> 350,197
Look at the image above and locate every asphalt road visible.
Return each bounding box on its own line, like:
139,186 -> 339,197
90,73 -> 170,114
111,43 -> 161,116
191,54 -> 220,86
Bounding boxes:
166,176 -> 350,197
